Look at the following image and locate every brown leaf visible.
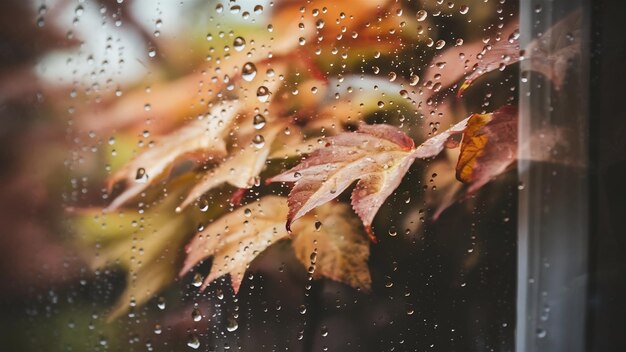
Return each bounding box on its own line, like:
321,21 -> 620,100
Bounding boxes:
269,123 -> 418,240
291,202 -> 371,291
415,105 -> 517,192
105,102 -> 240,210
181,196 -> 291,293
455,105 -> 517,193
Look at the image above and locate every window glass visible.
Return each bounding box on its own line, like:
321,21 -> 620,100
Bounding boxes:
0,1 -> 529,351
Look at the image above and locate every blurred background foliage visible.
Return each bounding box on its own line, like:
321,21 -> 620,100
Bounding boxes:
0,0 -> 518,351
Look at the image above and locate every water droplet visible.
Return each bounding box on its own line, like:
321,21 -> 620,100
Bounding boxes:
377,101 -> 385,108
299,305 -> 307,314
157,296 -> 166,310
410,74 -> 420,86
314,220 -> 322,231
254,5 -> 264,14
192,308 -> 202,322
536,328 -> 547,338
135,168 -> 149,183
388,72 -> 397,82
435,39 -> 446,49
198,197 -> 209,212
256,86 -> 270,102
252,114 -> 266,129
252,134 -> 265,149
416,10 -> 428,22
385,276 -> 394,288
187,334 -> 200,349
233,37 -> 246,52
241,62 -> 257,81
459,5 -> 469,14
192,273 -> 203,287
226,318 -> 239,332
75,5 -> 84,16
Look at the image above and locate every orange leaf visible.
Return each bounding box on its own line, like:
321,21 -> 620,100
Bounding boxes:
105,102 -> 240,210
181,196 -> 371,293
179,122 -> 287,209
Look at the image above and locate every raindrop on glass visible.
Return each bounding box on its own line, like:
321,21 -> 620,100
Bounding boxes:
416,10 -> 428,22
233,37 -> 246,51
242,62 -> 257,81
253,114 -> 266,129
256,86 -> 270,102
187,334 -> 200,349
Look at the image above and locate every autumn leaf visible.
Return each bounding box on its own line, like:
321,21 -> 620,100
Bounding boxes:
269,123 -> 418,240
179,122 -> 287,209
180,196 -> 292,293
181,196 -> 372,293
105,102 -> 240,210
417,105 -> 517,193
291,202 -> 371,291
454,105 -> 517,193
271,105 -> 519,233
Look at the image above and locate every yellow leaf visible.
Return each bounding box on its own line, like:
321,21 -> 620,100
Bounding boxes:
455,112 -> 493,183
179,122 -> 287,209
181,196 -> 291,293
291,202 -> 371,291
74,196 -> 192,320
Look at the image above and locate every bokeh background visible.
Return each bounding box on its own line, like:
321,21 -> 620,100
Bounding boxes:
0,1 -> 519,351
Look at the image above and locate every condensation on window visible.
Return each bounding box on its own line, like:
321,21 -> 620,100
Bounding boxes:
0,1 -> 537,351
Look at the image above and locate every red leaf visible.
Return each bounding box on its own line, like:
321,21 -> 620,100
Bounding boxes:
269,123 -> 419,240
